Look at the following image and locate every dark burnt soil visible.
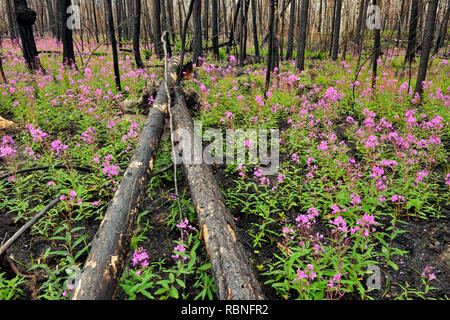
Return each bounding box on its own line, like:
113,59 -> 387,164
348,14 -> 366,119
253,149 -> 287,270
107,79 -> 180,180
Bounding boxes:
1,149 -> 448,300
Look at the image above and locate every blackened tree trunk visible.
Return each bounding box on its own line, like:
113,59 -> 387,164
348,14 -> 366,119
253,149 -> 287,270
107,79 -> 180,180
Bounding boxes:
193,0 -> 202,65
265,0 -> 276,92
286,0 -> 296,59
152,0 -> 164,59
414,0 -> 439,98
61,0 -> 76,67
371,0 -> 381,89
434,2 -> 449,54
13,0 -> 42,71
239,0 -> 249,65
296,0 -> 309,71
92,0 -> 99,43
331,0 -> 342,61
116,0 -> 123,45
228,0 -> 241,52
45,0 -> 57,39
212,0 -> 220,59
105,0 -> 121,91
203,0 -> 209,45
396,0 -> 406,47
251,0 -> 260,58
166,0 -> 175,43
405,0 -> 419,64
133,0 -> 145,69
353,0 -> 366,54
6,0 -> 18,40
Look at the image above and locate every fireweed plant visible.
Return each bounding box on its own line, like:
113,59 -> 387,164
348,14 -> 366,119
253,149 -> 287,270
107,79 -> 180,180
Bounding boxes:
0,37 -> 448,300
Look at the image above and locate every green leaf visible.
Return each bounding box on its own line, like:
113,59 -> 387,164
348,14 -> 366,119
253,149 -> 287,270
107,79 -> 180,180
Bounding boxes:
176,279 -> 186,288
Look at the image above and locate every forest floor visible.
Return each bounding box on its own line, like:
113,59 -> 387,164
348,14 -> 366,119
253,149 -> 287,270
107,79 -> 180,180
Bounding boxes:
0,39 -> 449,300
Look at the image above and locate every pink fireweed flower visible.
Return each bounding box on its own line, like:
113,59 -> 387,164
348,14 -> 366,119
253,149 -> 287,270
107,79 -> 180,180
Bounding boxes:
318,140 -> 328,151
80,127 -> 97,144
421,266 -> 436,281
291,153 -> 299,164
132,247 -> 150,268
330,216 -> 348,235
172,243 -> 188,261
50,139 -> 68,156
350,193 -> 361,205
365,135 -> 379,148
0,136 -> 16,159
391,195 -> 406,203
352,213 -> 378,237
25,124 -> 49,142
293,264 -> 317,284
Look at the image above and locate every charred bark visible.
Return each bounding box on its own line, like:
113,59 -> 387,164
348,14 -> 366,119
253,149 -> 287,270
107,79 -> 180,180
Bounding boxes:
171,88 -> 265,300
70,57 -> 180,300
13,0 -> 42,71
414,0 -> 439,98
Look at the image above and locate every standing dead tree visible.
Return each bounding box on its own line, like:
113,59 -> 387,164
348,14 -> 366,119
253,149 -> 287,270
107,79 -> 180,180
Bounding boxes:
13,0 -> 43,71
105,0 -> 121,91
414,0 -> 439,98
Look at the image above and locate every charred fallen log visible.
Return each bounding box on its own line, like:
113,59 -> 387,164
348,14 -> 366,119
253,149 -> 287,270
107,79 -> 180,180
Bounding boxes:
70,56 -> 180,300
170,88 -> 265,300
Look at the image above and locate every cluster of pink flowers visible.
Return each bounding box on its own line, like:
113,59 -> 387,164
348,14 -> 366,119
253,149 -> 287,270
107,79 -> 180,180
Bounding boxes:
295,207 -> 319,230
60,190 -> 82,205
293,264 -> 317,285
25,123 -> 49,142
132,247 -> 150,274
351,213 -> 378,238
171,243 -> 188,261
0,136 -> 16,159
421,266 -> 436,281
50,139 -> 68,156
102,154 -> 120,183
176,219 -> 196,236
80,127 -> 97,145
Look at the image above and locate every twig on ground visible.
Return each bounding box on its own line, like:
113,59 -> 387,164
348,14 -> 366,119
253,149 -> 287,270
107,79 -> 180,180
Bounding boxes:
0,197 -> 61,256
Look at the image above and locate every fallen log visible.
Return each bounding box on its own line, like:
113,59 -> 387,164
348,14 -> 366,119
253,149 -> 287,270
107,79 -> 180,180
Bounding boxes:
170,88 -> 265,300
70,56 -> 180,300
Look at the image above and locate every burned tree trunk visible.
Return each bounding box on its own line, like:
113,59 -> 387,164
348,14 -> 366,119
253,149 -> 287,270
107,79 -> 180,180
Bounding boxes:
434,2 -> 449,54
13,0 -> 42,71
92,0 -> 100,43
105,0 -> 121,91
171,88 -> 265,300
133,0 -> 145,69
251,0 -> 260,58
152,0 -> 164,59
414,0 -> 439,98
61,0 -> 76,67
296,0 -> 310,71
405,0 -> 419,64
6,0 -> 18,40
371,0 -> 381,90
286,0 -> 296,60
331,0 -> 342,61
265,0 -> 276,92
71,57 -> 180,300
193,0 -> 203,65
212,0 -> 220,59
353,0 -> 366,54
